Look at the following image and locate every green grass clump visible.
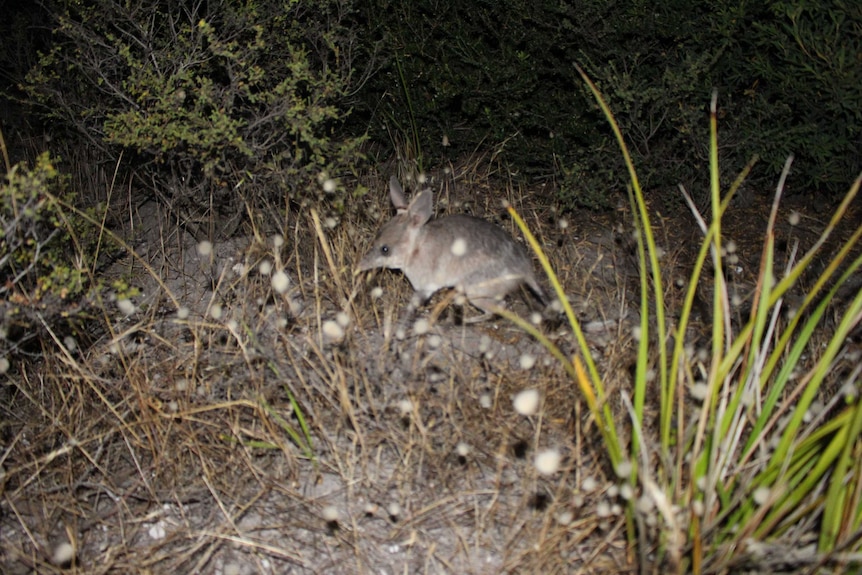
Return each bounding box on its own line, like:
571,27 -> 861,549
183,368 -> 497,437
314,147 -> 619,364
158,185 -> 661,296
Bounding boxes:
505,70 -> 862,573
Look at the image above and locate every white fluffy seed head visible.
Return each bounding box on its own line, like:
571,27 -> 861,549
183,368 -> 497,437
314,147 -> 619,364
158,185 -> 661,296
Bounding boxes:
631,325 -> 642,341
636,494 -> 654,514
259,259 -> 273,275
615,460 -> 633,479
322,178 -> 337,193
176,306 -> 190,320
148,522 -> 166,539
479,393 -> 492,409
413,318 -> 430,336
272,234 -> 285,248
427,334 -> 442,348
196,240 -> 213,257
513,389 -> 540,416
840,382 -> 858,400
690,382 -> 709,402
530,312 -> 543,325
117,298 -> 136,316
519,354 -> 536,370
363,502 -> 379,516
370,286 -> 384,299
558,218 -> 569,230
788,211 -> 801,226
210,303 -> 223,320
52,542 -> 75,566
271,270 -> 290,294
322,320 -> 345,343
336,311 -> 351,328
450,237 -> 468,256
535,448 -> 562,475
556,510 -> 574,525
596,501 -> 611,518
619,483 -> 634,500
63,336 -> 77,352
753,486 -> 771,506
322,505 -> 339,522
692,500 -> 705,517
397,399 -> 413,415
387,501 -> 402,518
455,442 -> 471,456
582,476 -> 597,492
324,216 -> 338,229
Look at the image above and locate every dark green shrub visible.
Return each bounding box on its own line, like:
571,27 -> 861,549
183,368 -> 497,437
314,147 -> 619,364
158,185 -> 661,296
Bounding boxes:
718,1 -> 862,190
353,0 -> 862,209
22,0 -> 365,238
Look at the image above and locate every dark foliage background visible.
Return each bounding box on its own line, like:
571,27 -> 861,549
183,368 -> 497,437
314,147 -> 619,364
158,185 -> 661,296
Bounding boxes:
3,0 -> 366,240
1,0 -> 860,216
351,0 -> 862,208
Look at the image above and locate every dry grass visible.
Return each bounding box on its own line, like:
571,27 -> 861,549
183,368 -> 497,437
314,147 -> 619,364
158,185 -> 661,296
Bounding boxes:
3,152 -> 856,574
0,159 -> 648,574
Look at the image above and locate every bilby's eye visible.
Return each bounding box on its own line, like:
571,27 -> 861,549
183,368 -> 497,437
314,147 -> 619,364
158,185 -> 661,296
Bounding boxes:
381,245 -> 390,256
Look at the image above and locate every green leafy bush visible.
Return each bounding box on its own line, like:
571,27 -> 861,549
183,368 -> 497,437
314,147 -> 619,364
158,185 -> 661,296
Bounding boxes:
0,153 -> 94,353
23,0 -> 365,238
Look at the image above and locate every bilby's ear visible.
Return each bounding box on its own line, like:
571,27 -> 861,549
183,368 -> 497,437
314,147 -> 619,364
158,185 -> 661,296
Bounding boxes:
389,176 -> 408,212
408,189 -> 433,226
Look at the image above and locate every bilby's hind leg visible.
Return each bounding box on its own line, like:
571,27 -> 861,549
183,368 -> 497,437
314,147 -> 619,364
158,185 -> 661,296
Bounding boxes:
464,296 -> 507,324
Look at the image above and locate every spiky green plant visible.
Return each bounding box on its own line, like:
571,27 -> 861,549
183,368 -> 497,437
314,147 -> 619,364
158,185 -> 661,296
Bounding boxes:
502,70 -> 862,573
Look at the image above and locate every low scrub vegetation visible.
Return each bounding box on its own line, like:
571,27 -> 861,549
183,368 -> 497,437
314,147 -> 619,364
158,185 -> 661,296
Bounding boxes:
0,1 -> 860,573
